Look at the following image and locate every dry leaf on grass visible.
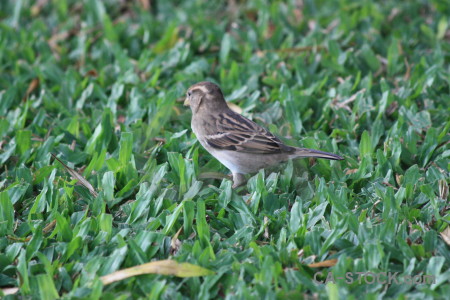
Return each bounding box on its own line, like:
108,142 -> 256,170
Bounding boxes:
52,153 -> 98,197
440,227 -> 450,246
100,260 -> 215,285
23,78 -> 39,100
226,102 -> 243,114
1,287 -> 19,296
307,259 -> 338,268
170,227 -> 183,255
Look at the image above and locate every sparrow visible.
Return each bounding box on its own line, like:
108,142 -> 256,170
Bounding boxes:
184,81 -> 344,188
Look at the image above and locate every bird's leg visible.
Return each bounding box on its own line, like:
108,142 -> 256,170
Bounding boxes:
232,173 -> 246,188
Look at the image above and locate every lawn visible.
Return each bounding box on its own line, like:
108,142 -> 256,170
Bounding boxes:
0,0 -> 449,299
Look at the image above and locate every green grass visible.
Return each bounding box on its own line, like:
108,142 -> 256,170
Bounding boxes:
1,0 -> 449,299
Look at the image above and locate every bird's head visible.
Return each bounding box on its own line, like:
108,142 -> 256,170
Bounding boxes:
184,81 -> 228,114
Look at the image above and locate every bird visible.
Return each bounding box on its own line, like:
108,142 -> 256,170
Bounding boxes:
184,81 -> 344,188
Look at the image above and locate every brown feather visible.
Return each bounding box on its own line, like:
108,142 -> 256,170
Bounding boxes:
204,110 -> 296,154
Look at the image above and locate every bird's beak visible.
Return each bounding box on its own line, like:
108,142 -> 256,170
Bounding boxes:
183,97 -> 190,106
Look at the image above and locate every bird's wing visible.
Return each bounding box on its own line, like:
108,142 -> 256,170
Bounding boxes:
204,111 -> 294,154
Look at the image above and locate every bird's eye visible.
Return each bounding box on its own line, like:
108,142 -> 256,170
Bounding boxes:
187,91 -> 192,97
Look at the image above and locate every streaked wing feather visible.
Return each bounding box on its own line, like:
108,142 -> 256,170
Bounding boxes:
205,111 -> 293,154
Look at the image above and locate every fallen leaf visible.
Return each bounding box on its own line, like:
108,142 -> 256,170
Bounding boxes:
307,259 -> 338,268
153,137 -> 166,144
1,287 -> 19,296
345,169 -> 358,175
70,139 -> 76,151
48,30 -> 71,56
439,179 -> 448,200
171,227 -> 183,255
396,174 -> 402,185
43,220 -> 57,234
23,78 -> 39,100
263,216 -> 269,239
85,69 -> 98,77
100,260 -> 215,285
440,227 -> 450,246
386,101 -> 398,116
332,88 -> 366,113
52,153 -> 98,197
226,102 -> 242,114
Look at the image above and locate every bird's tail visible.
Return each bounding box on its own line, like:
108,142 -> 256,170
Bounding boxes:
290,148 -> 344,161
